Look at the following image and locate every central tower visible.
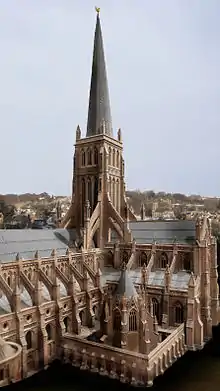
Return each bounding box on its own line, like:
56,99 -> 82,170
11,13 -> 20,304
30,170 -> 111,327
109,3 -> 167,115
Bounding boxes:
62,10 -> 136,248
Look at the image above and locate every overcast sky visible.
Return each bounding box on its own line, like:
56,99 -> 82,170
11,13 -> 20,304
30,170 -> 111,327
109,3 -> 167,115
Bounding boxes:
0,1 -> 219,196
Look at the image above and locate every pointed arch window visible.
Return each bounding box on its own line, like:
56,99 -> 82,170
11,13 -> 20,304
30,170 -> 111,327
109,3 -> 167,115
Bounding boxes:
183,253 -> 191,271
81,150 -> 86,166
87,177 -> 92,207
129,309 -> 137,331
107,250 -> 114,266
82,178 -> 85,203
108,147 -> 112,166
94,147 -> 98,165
152,298 -> 159,321
26,330 -> 32,350
139,251 -> 148,267
112,149 -> 116,166
46,323 -> 52,340
87,148 -> 92,165
122,250 -> 129,264
174,302 -> 184,324
116,150 -> 120,167
94,176 -> 98,207
160,252 -> 168,269
113,309 -> 121,331
81,178 -> 85,223
63,317 -> 69,332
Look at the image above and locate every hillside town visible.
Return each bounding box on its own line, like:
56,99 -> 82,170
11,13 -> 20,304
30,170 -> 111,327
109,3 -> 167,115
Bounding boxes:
1,191 -> 220,236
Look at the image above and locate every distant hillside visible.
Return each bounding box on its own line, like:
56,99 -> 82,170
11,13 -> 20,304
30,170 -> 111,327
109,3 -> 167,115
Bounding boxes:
0,193 -> 53,205
1,190 -> 220,214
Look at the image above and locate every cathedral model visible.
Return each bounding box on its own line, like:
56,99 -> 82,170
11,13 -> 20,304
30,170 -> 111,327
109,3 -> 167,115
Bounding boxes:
0,9 -> 218,388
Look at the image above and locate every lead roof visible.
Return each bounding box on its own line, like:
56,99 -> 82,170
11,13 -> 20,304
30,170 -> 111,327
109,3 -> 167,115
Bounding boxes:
0,228 -> 77,263
112,220 -> 196,245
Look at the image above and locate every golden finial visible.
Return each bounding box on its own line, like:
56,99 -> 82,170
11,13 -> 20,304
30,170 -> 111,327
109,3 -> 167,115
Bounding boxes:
95,7 -> 100,14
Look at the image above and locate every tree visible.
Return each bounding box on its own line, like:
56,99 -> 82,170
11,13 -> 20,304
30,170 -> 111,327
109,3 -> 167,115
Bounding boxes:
0,200 -> 16,224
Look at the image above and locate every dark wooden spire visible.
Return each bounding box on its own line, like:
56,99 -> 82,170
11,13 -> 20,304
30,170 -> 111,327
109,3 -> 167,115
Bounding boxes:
86,12 -> 113,138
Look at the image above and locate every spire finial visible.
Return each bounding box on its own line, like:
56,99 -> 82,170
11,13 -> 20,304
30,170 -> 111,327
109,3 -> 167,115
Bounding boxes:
95,7 -> 100,14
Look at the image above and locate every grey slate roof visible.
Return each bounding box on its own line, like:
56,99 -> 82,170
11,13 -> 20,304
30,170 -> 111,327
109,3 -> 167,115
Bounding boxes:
115,268 -> 137,298
102,267 -> 191,292
86,13 -> 113,138
125,220 -> 196,245
0,228 -> 77,263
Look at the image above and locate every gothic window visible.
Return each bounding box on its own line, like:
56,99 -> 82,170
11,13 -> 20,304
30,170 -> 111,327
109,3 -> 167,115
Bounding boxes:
107,250 -> 114,266
7,276 -> 11,287
139,251 -> 148,267
26,331 -> 32,350
94,147 -> 98,165
46,323 -> 52,340
81,178 -> 85,223
122,250 -> 129,263
160,252 -> 168,269
183,253 -> 191,271
87,177 -> 92,207
112,149 -> 116,166
113,309 -> 121,331
93,305 -> 99,320
152,298 -> 159,321
87,148 -> 92,165
174,302 -> 184,324
129,309 -> 137,331
94,176 -> 98,207
112,177 -> 115,205
116,150 -> 120,167
108,147 -> 112,166
0,369 -> 4,381
63,317 -> 69,332
81,150 -> 85,166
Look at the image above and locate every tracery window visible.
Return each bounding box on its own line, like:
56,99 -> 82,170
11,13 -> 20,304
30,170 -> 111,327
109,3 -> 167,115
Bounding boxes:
129,309 -> 137,331
152,298 -> 159,321
174,302 -> 184,324
113,309 -> 121,331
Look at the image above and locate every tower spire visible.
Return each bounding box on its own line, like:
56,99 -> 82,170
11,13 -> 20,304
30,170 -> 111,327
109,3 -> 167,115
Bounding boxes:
86,9 -> 113,138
